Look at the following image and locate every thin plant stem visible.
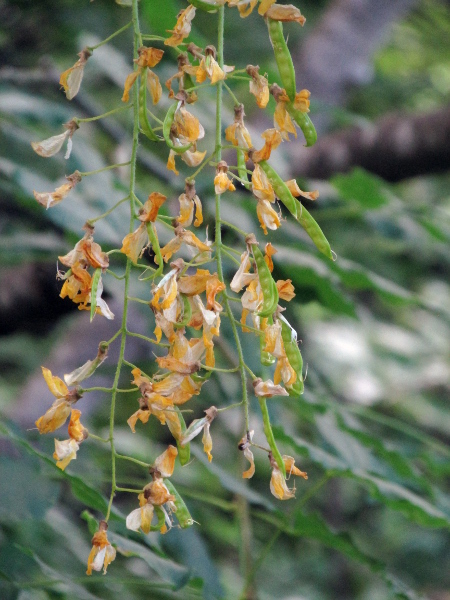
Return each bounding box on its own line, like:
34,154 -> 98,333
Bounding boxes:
115,453 -> 151,468
223,81 -> 240,106
88,21 -> 132,51
220,219 -> 249,237
87,195 -> 130,225
75,104 -> 132,124
105,0 -> 140,522
78,162 -> 131,177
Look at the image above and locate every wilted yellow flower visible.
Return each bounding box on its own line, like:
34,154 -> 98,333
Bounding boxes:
246,65 -> 270,108
238,430 -> 255,479
251,163 -> 275,203
176,180 -> 203,227
256,199 -> 281,235
265,4 -> 306,25
253,377 -> 289,398
227,0 -> 257,18
31,120 -> 78,160
214,161 -> 236,194
86,521 -> 116,575
165,5 -> 196,47
60,48 -> 91,100
33,171 -> 81,210
35,367 -> 81,434
293,89 -> 311,112
285,178 -> 319,201
271,84 -> 297,141
181,406 -> 218,462
225,103 -> 252,150
276,279 -> 296,301
269,453 -> 308,500
251,128 -> 283,163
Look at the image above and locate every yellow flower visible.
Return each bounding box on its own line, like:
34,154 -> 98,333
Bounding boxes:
252,377 -> 289,398
154,445 -> 178,478
181,406 -> 218,462
35,367 -> 81,434
60,48 -> 91,100
59,225 -> 109,269
227,0 -> 257,18
269,454 -> 308,500
176,180 -> 203,227
126,494 -> 155,534
285,178 -> 319,201
165,6 -> 196,47
250,128 -> 282,163
225,103 -> 252,150
271,84 -> 297,141
238,430 -> 255,479
293,89 -> 311,112
120,223 -> 149,264
53,438 -> 79,471
31,120 -> 78,159
265,4 -> 306,25
251,164 -> 275,202
246,65 -> 269,108
33,171 -> 81,209
256,199 -> 281,235
86,521 -> 116,575
122,46 -> 164,103
138,192 -> 167,223
214,161 -> 236,194
276,279 -> 296,301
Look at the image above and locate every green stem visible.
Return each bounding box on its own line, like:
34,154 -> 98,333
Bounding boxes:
223,81 -> 240,106
115,453 -> 151,468
78,162 -> 131,177
213,6 -> 249,434
258,397 -> 286,477
87,21 -> 133,51
105,0 -> 140,522
87,195 -> 130,225
74,104 -> 132,124
219,219 -> 249,237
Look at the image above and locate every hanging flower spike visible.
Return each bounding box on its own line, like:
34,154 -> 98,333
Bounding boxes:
253,377 -> 289,398
270,83 -> 297,141
214,161 -> 236,195
33,170 -> 82,210
269,452 -> 307,500
181,406 -> 218,462
246,65 -> 270,108
35,367 -> 82,434
86,521 -> 116,575
165,5 -> 196,47
176,179 -> 203,228
265,4 -> 306,25
60,48 -> 91,100
31,119 -> 78,160
238,430 -> 255,479
225,103 -> 252,151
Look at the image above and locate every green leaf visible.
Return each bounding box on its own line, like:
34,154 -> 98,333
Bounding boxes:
273,424 -> 450,529
332,168 -> 390,209
0,423 -> 123,522
108,532 -> 190,590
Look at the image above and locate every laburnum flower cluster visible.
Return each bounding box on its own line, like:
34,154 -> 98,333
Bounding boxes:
29,0 -> 336,576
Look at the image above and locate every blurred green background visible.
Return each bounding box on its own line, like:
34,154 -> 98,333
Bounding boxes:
0,1 -> 449,599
